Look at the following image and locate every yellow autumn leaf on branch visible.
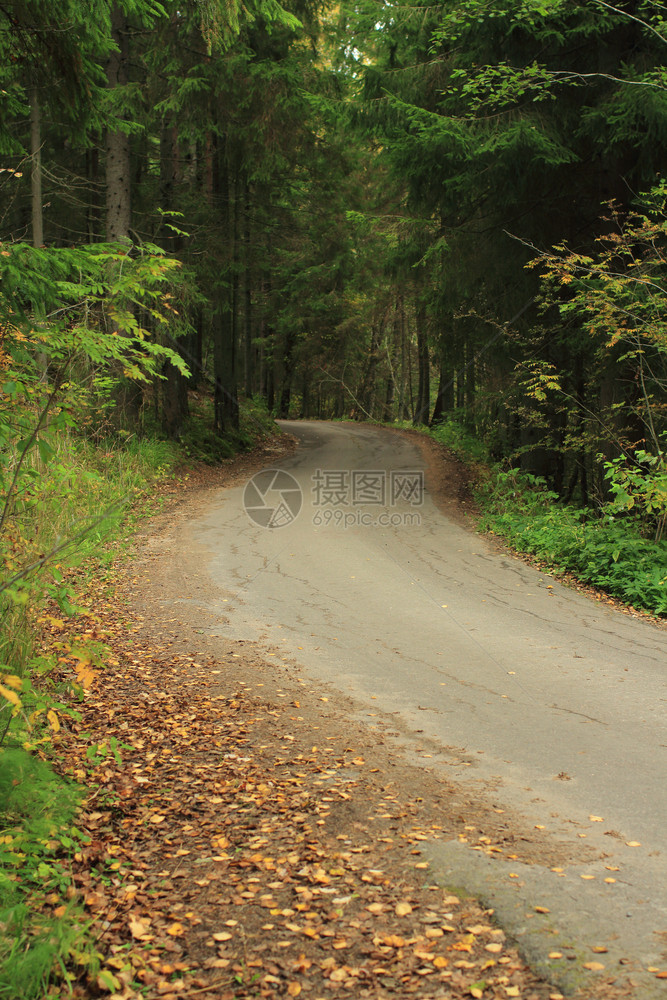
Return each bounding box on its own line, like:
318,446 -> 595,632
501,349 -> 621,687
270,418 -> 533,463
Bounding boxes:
0,682 -> 21,707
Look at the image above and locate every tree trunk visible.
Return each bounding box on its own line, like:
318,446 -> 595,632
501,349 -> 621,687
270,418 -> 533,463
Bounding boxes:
106,6 -> 141,427
278,329 -> 297,418
105,9 -> 131,242
158,118 -> 191,437
431,349 -> 454,426
213,298 -> 239,433
30,88 -> 43,248
413,305 -> 430,426
212,152 -> 239,434
244,181 -> 253,397
356,322 -> 381,419
30,86 -> 47,378
86,144 -> 102,240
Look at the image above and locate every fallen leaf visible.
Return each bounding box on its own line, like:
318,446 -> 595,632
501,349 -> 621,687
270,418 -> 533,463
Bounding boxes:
97,969 -> 122,992
583,961 -> 605,971
395,901 -> 412,917
166,922 -> 184,937
75,658 -> 99,689
129,916 -> 151,940
287,983 -> 301,997
382,935 -> 406,948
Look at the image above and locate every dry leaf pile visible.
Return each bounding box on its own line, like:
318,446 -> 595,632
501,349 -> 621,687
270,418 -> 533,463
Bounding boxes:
43,604 -> 561,1000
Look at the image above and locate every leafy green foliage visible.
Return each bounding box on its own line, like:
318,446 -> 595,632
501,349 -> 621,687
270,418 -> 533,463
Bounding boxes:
479,468 -> 667,615
603,448 -> 667,541
0,748 -> 91,1000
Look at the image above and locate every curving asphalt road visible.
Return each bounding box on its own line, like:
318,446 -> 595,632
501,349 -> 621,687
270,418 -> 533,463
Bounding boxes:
189,421 -> 667,990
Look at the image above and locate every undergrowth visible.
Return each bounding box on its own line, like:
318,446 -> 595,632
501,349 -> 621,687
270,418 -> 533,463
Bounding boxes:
178,393 -> 279,463
476,469 -> 667,616
0,750 -> 90,1000
0,430 -> 178,997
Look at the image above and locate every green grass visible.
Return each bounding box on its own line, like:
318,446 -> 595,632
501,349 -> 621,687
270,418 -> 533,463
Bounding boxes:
0,431 -> 180,679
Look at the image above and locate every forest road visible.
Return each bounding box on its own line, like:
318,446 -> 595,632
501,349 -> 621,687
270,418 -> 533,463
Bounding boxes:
188,420 -> 667,991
